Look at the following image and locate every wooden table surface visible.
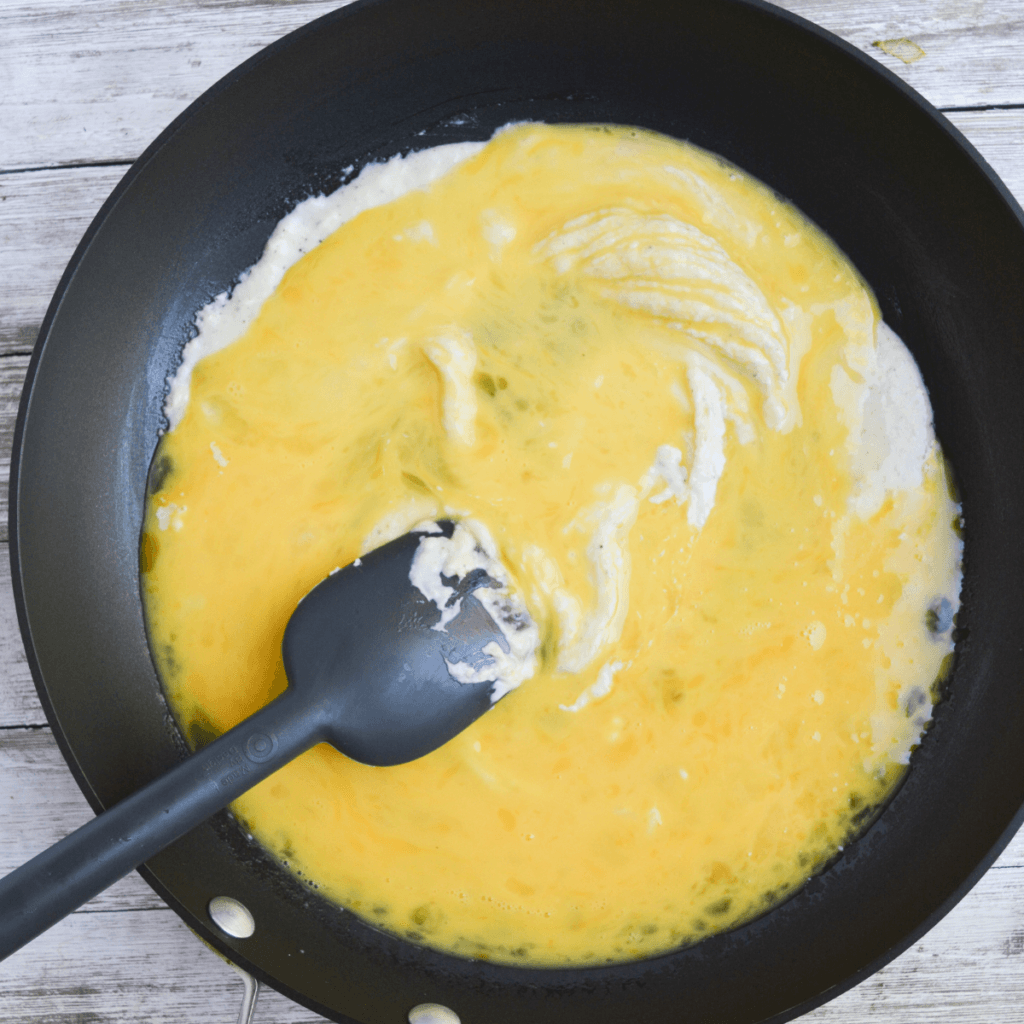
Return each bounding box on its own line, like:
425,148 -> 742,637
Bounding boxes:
2,1 -> 1023,1021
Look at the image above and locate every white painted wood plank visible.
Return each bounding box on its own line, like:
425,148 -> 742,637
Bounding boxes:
1,0 -> 1022,173
0,164 -> 126,355
0,354 -> 31,539
0,0 -> 354,171
945,108 -> 1024,207
805,861 -> 1024,1023
0,906 -> 323,1023
0,728 -> 165,910
777,0 -> 1024,110
0,552 -> 46,727
0,726 -> 324,1021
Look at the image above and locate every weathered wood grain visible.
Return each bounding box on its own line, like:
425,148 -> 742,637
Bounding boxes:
0,550 -> 44,728
1,906 -> 322,1023
945,108 -> 1024,207
780,0 -> 1024,110
0,355 -> 31,540
1,0 -> 1022,173
0,728 -> 164,910
807,861 -> 1024,1023
0,164 -> 126,355
0,0 -> 354,171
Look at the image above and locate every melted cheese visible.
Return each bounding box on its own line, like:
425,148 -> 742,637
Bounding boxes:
142,124 -> 961,966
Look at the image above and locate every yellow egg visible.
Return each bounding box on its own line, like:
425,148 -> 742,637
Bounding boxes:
142,124 -> 961,966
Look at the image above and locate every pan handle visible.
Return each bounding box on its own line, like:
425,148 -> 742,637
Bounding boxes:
226,961 -> 261,1024
0,687 -> 323,962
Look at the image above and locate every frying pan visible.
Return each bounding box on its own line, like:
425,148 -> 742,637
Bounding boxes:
10,0 -> 1024,1021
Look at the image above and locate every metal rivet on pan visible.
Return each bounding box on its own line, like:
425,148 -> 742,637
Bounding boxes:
208,895 -> 256,938
408,1004 -> 461,1024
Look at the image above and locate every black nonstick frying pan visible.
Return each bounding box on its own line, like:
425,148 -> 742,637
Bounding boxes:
10,0 -> 1024,1022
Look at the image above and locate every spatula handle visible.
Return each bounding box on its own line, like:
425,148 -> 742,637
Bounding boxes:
0,689 -> 323,962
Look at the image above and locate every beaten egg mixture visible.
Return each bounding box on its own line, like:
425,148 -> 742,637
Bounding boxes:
142,124 -> 962,965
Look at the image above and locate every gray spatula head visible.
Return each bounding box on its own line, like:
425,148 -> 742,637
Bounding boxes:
282,520 -> 509,765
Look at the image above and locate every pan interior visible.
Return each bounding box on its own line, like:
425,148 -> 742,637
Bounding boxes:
11,1 -> 1024,1022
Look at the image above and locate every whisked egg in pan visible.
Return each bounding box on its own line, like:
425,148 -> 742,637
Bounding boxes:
141,123 -> 962,966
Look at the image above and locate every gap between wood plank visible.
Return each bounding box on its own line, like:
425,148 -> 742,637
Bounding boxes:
941,102 -> 1024,112
0,159 -> 134,177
